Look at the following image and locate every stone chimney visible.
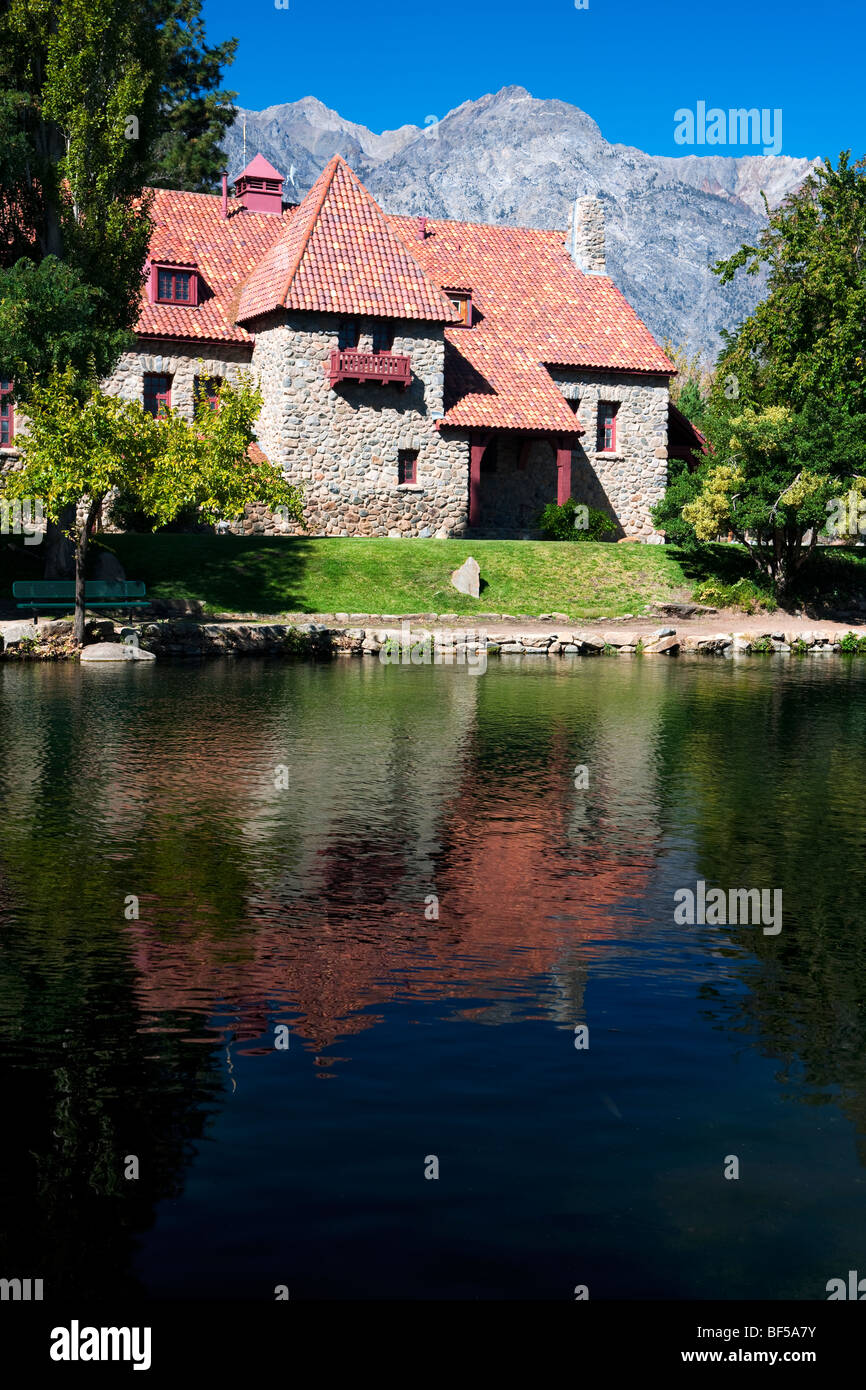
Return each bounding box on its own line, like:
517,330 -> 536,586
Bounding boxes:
567,196 -> 606,275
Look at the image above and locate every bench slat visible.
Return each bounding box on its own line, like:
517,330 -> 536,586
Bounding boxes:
15,601 -> 151,610
12,580 -> 147,599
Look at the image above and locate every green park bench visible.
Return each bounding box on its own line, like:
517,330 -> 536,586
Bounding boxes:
12,579 -> 151,619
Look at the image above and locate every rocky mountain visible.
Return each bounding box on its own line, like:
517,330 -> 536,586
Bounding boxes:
224,87 -> 817,360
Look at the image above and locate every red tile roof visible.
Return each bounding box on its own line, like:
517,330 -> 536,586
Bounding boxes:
388,215 -> 674,433
137,188 -> 293,343
236,156 -> 460,325
134,157 -> 673,433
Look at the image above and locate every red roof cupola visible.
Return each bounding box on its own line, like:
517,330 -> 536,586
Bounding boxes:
234,154 -> 284,215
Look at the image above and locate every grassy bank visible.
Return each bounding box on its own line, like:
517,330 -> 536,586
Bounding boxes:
3,534 -> 865,620
103,535 -> 692,618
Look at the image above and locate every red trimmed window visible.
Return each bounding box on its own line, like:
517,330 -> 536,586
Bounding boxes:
158,269 -> 191,303
149,263 -> 198,306
597,401 -> 618,452
0,379 -> 13,445
144,373 -> 172,418
194,375 -> 222,411
372,323 -> 395,354
398,449 -> 418,485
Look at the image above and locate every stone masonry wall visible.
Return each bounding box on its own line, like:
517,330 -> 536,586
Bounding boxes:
102,341 -> 253,414
2,342 -> 252,480
549,369 -> 669,539
248,311 -> 469,537
4,340 -> 668,544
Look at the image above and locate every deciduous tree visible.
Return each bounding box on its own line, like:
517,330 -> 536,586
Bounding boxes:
1,370 -> 304,642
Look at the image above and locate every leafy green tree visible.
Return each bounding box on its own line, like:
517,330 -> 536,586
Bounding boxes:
654,152 -> 866,595
0,370 -> 304,642
146,0 -> 238,193
0,0 -> 238,394
676,379 -> 707,426
654,397 -> 866,593
662,338 -> 713,421
0,0 -> 160,389
712,152 -> 866,415
0,258 -> 133,396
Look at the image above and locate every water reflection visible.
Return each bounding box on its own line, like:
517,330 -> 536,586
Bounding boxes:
2,656 -> 866,1298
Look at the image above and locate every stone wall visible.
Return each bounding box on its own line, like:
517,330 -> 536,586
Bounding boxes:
3,336 -> 669,545
102,341 -> 253,415
6,617 -> 860,662
549,369 -> 669,539
248,311 -> 469,537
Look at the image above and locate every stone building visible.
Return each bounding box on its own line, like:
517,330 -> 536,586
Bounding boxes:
2,154 -> 703,539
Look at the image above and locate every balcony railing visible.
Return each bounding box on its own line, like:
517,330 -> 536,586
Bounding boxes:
327,349 -> 411,390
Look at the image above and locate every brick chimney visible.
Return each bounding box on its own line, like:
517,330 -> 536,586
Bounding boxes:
567,196 -> 606,275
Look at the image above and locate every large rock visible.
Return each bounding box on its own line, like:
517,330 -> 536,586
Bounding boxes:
0,620 -> 40,647
644,635 -> 680,655
80,641 -> 155,663
450,555 -> 481,598
650,602 -> 718,618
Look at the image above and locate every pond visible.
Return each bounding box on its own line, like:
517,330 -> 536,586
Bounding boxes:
1,654 -> 865,1300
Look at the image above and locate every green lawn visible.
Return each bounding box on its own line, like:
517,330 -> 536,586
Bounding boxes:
4,533 -> 865,621
96,534 -> 696,619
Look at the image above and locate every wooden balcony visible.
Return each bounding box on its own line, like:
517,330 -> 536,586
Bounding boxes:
327,349 -> 411,390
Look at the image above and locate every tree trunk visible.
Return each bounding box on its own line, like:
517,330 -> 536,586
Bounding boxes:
73,502 -> 102,645
73,524 -> 88,646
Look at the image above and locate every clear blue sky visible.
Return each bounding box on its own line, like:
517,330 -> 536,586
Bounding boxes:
202,0 -> 863,159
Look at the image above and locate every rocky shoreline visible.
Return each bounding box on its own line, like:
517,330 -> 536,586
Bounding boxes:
3,615 -> 866,660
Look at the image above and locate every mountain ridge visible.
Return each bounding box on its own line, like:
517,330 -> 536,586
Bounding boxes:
225,86 -> 818,358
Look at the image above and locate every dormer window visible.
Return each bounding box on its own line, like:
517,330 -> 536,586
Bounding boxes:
159,269 -> 190,303
445,290 -> 472,326
149,263 -> 199,306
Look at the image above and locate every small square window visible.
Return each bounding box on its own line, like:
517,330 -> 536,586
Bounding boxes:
398,449 -> 418,485
447,292 -> 472,326
339,321 -> 360,350
597,401 -> 618,452
144,373 -> 172,418
155,267 -> 195,305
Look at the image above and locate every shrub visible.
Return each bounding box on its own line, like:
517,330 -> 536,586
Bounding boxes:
537,498 -> 617,542
692,576 -> 777,613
